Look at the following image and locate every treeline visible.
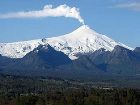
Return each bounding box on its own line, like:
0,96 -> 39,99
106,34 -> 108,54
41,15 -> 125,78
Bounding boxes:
0,74 -> 140,105
0,88 -> 140,105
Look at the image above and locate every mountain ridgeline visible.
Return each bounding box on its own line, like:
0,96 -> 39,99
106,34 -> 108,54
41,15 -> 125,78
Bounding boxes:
0,25 -> 132,59
0,25 -> 139,81
0,44 -> 140,81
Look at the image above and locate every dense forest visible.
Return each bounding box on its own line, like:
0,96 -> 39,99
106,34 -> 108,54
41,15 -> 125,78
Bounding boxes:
0,74 -> 140,105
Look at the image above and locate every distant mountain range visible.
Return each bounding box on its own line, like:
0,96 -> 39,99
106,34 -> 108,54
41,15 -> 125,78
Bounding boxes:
0,25 -> 139,81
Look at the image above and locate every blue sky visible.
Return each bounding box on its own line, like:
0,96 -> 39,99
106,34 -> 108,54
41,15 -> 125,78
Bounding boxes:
0,0 -> 140,48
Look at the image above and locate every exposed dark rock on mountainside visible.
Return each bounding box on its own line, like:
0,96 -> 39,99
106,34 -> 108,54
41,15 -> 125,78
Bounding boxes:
0,44 -> 140,81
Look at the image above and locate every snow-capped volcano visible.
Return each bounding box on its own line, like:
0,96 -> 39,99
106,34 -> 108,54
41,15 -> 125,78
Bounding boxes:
0,25 -> 132,59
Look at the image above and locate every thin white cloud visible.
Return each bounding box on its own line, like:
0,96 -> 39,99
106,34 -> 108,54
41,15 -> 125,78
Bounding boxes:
0,4 -> 84,24
114,2 -> 140,11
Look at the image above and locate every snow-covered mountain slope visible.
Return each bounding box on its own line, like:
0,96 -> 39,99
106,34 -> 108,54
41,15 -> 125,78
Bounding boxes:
0,25 -> 132,59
